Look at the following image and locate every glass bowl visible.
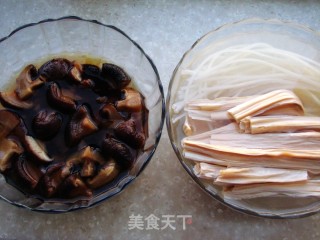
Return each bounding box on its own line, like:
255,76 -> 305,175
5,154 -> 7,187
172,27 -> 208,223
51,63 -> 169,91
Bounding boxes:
0,16 -> 165,212
167,18 -> 320,218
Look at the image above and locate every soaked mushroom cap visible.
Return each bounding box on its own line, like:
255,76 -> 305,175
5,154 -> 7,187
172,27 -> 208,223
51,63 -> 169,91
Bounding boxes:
39,58 -> 72,81
47,82 -> 77,113
66,105 -> 98,147
40,58 -> 83,82
114,119 -> 145,149
101,136 -> 134,169
82,64 -> 117,93
32,110 -> 62,140
101,63 -> 131,89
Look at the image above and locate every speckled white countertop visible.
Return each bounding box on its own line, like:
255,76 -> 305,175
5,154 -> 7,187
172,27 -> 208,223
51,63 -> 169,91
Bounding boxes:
1,1 -> 320,239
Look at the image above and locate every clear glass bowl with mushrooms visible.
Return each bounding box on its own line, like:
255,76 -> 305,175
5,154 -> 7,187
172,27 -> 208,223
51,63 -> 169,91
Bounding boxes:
0,17 -> 164,212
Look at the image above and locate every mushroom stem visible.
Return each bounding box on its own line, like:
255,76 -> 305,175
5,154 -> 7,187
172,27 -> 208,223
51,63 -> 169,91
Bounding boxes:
81,159 -> 95,177
42,162 -> 66,197
63,175 -> 92,198
87,160 -> 119,189
62,146 -> 105,177
69,61 -> 83,82
116,88 -> 143,112
16,154 -> 44,188
0,139 -> 23,172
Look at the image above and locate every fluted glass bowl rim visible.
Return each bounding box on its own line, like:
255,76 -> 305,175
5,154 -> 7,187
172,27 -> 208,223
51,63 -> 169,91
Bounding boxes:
166,18 -> 320,219
0,16 -> 165,213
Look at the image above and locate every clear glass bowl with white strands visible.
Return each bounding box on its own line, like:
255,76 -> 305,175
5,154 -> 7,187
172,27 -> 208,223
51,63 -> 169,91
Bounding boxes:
167,19 -> 320,218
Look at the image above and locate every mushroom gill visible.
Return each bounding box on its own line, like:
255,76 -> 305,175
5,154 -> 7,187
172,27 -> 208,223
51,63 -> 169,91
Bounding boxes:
15,65 -> 44,100
0,91 -> 33,109
16,154 -> 44,188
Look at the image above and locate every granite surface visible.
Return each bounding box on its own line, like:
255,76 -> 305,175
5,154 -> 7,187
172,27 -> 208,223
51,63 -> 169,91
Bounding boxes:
1,0 -> 320,239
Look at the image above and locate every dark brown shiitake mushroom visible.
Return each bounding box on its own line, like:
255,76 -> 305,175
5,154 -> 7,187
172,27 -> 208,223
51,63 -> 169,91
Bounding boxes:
81,64 -> 101,81
101,63 -> 131,89
61,146 -> 105,178
60,174 -> 92,198
0,110 -> 23,172
80,79 -> 95,89
82,64 -> 116,92
82,63 -> 131,94
101,136 -> 133,169
42,162 -> 66,197
114,119 -> 145,149
15,65 -> 44,100
66,105 -> 98,147
16,154 -> 44,189
0,139 -> 23,172
0,110 -> 21,139
39,58 -> 82,82
32,110 -> 62,140
47,82 -> 77,112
